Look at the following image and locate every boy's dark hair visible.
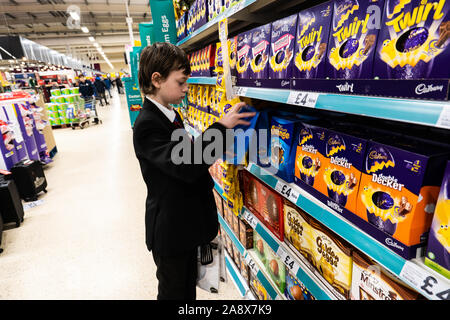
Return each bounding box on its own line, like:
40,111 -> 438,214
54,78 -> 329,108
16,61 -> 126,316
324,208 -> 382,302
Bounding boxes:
138,42 -> 191,95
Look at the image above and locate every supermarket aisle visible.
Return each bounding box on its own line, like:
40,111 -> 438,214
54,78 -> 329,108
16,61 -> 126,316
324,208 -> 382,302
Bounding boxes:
0,91 -> 243,300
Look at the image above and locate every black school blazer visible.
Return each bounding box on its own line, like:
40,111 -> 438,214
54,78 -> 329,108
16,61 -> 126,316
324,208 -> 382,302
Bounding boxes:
133,98 -> 228,256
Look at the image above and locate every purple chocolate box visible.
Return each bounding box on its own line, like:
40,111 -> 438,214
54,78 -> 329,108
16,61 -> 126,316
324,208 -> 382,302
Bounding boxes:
269,14 -> 298,79
326,0 -> 385,79
373,0 -> 450,79
293,1 -> 333,79
236,30 -> 253,79
249,23 -> 272,79
425,160 -> 450,278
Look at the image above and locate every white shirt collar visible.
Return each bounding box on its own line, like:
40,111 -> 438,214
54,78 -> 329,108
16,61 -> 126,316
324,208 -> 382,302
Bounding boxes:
146,96 -> 176,122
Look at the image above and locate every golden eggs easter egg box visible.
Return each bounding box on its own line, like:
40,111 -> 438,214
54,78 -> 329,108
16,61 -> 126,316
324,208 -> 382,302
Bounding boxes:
356,135 -> 449,249
373,0 -> 450,79
425,160 -> 450,279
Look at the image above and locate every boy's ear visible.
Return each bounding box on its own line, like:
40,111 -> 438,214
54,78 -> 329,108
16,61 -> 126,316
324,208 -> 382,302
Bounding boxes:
151,72 -> 163,89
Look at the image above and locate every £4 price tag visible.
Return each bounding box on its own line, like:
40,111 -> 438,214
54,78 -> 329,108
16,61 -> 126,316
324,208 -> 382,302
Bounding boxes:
275,181 -> 299,203
277,246 -> 300,275
287,90 -> 319,108
245,254 -> 260,274
400,261 -> 450,300
243,210 -> 257,229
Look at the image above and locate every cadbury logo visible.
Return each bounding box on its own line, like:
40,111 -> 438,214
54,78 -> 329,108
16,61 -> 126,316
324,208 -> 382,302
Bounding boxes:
336,82 -> 354,92
415,83 -> 444,95
328,137 -> 342,146
385,238 -> 404,251
369,151 -> 387,161
281,80 -> 290,87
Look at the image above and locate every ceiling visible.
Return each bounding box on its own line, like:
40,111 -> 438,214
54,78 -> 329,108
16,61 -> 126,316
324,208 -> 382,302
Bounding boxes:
0,0 -> 153,73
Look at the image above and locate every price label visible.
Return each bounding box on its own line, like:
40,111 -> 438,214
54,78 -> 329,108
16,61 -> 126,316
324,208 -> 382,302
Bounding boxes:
243,210 -> 258,229
400,261 -> 450,300
277,246 -> 300,275
436,105 -> 450,129
275,181 -> 299,203
287,90 -> 319,108
233,86 -> 248,97
245,254 -> 260,274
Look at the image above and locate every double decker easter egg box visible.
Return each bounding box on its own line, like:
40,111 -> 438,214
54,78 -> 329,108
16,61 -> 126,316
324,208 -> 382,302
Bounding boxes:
356,135 -> 448,256
373,0 -> 450,79
326,0 -> 385,79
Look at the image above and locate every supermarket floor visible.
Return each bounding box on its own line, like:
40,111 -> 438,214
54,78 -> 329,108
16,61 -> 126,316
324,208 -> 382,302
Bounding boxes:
0,90 -> 243,300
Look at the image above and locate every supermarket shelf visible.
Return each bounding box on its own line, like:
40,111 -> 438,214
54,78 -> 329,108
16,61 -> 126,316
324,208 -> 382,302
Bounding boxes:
187,77 -> 217,85
246,162 -> 450,300
233,86 -> 450,129
224,250 -> 251,298
218,210 -> 284,300
177,0 -> 258,48
242,207 -> 342,300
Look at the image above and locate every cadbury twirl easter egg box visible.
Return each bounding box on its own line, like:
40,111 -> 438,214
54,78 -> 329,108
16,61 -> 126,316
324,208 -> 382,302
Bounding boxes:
293,1 -> 333,79
236,30 -> 253,79
373,0 -> 450,79
356,136 -> 448,247
326,0 -> 385,79
425,160 -> 450,279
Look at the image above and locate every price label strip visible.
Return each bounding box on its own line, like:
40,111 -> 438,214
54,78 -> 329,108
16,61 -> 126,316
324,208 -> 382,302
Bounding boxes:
400,261 -> 450,300
287,90 -> 319,108
243,210 -> 258,229
436,105 -> 450,129
276,246 -> 300,275
274,180 -> 300,204
244,254 -> 260,275
233,86 -> 248,97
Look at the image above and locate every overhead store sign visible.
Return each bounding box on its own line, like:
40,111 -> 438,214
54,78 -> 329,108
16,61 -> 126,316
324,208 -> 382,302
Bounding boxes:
148,0 -> 177,44
139,22 -> 154,48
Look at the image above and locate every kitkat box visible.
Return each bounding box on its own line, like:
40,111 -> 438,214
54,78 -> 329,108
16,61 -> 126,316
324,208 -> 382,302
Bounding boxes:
293,1 -> 333,79
269,14 -> 298,79
249,23 -> 272,79
326,0 -> 385,79
356,136 -> 449,247
236,30 -> 253,79
373,0 -> 450,79
320,126 -> 368,214
425,160 -> 450,279
294,121 -> 328,195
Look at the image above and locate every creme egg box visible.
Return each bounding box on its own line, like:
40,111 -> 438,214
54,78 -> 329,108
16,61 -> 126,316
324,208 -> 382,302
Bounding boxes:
249,23 -> 272,79
373,0 -> 450,79
326,0 -> 386,79
269,13 -> 298,79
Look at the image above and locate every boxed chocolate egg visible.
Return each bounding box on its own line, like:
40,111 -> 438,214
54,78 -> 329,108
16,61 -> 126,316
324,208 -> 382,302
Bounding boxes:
253,229 -> 269,265
270,116 -> 302,183
249,23 -> 272,79
293,1 -> 333,79
285,269 -> 316,300
236,30 -> 253,79
269,14 -> 298,79
373,0 -> 450,79
239,218 -> 254,249
425,160 -> 450,279
356,136 -> 448,247
249,268 -> 271,300
320,126 -> 368,214
351,250 -> 422,300
294,120 -> 328,195
283,199 -> 315,263
309,217 -> 353,299
326,0 -> 385,79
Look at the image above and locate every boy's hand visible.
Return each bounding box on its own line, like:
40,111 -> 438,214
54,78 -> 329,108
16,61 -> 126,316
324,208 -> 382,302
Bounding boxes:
217,102 -> 256,129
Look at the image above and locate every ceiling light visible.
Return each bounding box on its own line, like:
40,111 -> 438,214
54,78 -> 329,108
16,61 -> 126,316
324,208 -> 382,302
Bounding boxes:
88,36 -> 95,42
81,26 -> 89,33
69,11 -> 80,20
93,42 -> 99,47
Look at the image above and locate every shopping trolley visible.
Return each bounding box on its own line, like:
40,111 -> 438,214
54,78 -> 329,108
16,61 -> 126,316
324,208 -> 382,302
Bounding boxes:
70,96 -> 102,129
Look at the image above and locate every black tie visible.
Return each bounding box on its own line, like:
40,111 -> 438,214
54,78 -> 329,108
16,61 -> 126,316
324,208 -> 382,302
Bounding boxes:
173,110 -> 184,128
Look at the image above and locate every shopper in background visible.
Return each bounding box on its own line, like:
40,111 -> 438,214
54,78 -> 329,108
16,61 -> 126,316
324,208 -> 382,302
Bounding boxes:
133,42 -> 255,300
104,76 -> 113,99
94,76 -> 109,106
78,75 -> 95,100
115,76 -> 124,94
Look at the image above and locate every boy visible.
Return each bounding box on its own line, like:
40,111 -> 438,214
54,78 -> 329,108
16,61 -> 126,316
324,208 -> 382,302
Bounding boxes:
133,42 -> 255,300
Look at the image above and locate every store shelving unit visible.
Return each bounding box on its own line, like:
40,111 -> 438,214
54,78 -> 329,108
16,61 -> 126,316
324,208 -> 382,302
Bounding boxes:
181,0 -> 450,301
245,163 -> 450,301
